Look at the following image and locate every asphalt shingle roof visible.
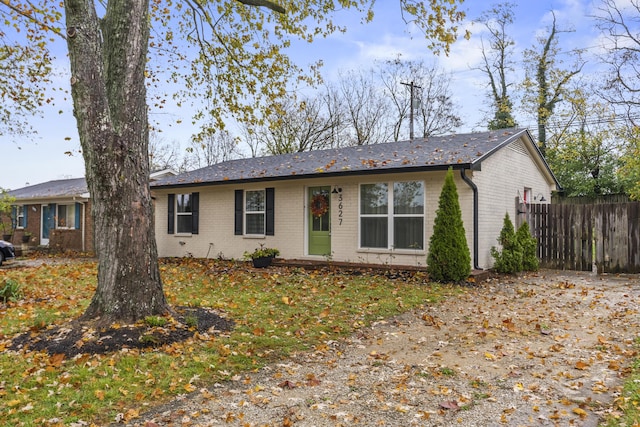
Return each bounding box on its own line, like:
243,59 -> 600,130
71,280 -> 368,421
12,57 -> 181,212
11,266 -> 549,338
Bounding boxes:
153,129 -> 530,188
8,178 -> 88,200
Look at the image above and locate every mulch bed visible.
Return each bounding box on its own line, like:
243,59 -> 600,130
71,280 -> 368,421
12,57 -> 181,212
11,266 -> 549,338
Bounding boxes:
8,306 -> 234,358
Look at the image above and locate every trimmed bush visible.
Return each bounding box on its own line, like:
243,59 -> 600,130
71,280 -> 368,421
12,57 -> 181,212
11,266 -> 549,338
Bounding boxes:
491,213 -> 523,274
427,168 -> 471,282
516,221 -> 539,271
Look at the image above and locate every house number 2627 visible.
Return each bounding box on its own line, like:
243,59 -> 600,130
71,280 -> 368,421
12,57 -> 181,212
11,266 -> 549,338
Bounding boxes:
338,193 -> 343,225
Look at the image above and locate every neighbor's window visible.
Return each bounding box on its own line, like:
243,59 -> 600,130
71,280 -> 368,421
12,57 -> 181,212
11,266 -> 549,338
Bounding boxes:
176,193 -> 193,234
57,204 -> 76,228
245,190 -> 265,235
360,181 -> 424,250
16,206 -> 25,228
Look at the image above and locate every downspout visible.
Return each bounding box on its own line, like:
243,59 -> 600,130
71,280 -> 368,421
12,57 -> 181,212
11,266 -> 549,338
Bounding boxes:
460,168 -> 480,270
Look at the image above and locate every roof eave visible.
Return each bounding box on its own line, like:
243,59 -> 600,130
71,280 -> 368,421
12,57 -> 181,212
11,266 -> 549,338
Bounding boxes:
151,162 -> 475,190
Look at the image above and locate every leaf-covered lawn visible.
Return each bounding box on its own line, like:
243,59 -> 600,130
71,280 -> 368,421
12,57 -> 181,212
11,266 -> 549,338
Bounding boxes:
0,258 -> 446,425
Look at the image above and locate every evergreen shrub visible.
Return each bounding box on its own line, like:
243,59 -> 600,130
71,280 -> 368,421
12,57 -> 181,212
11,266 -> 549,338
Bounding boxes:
516,221 -> 539,271
426,168 -> 471,282
490,213 -> 523,274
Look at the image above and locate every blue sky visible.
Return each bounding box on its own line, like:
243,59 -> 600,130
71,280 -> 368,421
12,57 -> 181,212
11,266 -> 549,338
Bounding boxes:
2,0 -> 605,190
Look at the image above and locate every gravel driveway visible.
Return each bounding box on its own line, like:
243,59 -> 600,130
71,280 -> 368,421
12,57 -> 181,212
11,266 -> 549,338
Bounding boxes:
125,269 -> 639,427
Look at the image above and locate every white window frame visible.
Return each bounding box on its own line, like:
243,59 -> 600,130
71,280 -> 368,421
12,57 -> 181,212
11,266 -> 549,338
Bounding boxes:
56,204 -> 76,229
16,205 -> 25,229
245,189 -> 266,236
175,193 -> 193,234
359,180 -> 425,251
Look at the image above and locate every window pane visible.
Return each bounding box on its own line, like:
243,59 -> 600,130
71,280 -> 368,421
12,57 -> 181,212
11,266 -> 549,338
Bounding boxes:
177,215 -> 192,233
17,206 -> 25,228
246,191 -> 265,212
360,183 -> 388,214
394,217 -> 424,249
57,205 -> 66,227
246,213 -> 265,234
56,204 -> 76,228
360,217 -> 388,248
312,214 -> 329,232
67,205 -> 75,227
177,194 -> 191,213
394,181 -> 424,214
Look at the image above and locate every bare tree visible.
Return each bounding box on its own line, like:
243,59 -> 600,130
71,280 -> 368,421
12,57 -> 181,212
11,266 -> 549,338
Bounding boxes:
330,69 -> 391,146
593,0 -> 640,126
185,129 -> 241,168
522,12 -> 584,155
475,2 -> 518,130
259,95 -> 341,154
148,132 -> 186,172
377,58 -> 461,140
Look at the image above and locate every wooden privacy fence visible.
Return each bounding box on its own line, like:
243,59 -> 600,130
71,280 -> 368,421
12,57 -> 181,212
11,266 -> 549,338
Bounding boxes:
521,202 -> 640,273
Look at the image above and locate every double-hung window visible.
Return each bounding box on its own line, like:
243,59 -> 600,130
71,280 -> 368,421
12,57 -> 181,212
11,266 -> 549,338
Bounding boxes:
245,190 -> 265,235
360,181 -> 424,250
176,194 -> 193,234
11,205 -> 27,229
16,206 -> 25,229
57,204 -> 77,229
234,188 -> 275,236
167,193 -> 199,234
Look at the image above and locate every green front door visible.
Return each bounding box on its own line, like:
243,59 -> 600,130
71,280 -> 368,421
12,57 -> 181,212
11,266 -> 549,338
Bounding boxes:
308,186 -> 331,256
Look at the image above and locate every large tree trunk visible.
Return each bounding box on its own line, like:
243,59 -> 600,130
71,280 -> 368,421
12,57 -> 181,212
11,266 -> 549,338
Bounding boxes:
64,0 -> 169,324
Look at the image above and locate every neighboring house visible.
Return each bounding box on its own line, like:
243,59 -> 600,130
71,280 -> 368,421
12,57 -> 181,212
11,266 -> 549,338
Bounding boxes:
152,129 -> 559,270
3,169 -> 176,253
4,178 -> 92,252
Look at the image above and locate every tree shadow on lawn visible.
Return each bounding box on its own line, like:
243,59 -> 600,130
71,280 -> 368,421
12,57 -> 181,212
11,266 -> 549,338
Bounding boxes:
9,306 -> 234,358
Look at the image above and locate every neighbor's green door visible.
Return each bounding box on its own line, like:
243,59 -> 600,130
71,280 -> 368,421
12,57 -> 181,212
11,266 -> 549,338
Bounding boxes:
308,186 -> 331,256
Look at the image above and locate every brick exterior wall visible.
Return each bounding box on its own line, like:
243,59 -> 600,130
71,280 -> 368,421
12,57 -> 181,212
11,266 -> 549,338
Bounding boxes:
2,201 -> 94,253
472,140 -> 554,268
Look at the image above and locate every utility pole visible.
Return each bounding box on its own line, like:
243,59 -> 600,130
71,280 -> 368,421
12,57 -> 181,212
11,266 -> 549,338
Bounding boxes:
401,81 -> 421,140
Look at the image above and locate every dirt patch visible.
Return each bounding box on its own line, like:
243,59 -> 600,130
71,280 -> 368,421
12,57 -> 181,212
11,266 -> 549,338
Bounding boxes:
130,270 -> 639,427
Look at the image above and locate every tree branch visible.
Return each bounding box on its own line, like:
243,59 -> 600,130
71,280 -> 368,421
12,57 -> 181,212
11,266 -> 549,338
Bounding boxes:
236,0 -> 285,14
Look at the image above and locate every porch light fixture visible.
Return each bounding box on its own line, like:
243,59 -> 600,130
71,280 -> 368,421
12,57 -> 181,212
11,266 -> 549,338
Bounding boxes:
331,187 -> 342,194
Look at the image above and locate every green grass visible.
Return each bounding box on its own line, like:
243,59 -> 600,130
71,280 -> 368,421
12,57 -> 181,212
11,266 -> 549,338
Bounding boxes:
0,258 -> 450,426
601,339 -> 640,427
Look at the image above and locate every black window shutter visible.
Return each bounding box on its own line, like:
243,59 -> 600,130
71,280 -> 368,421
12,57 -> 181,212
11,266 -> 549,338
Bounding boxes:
167,194 -> 175,234
191,192 -> 199,234
265,187 -> 275,236
234,190 -> 243,235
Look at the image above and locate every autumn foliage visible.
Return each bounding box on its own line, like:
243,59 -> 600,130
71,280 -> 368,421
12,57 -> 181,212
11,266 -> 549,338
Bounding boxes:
0,258 -> 437,425
426,168 -> 471,282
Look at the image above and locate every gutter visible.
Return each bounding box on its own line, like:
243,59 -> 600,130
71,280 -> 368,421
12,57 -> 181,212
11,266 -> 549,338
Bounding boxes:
152,163 -> 474,191
460,168 -> 480,270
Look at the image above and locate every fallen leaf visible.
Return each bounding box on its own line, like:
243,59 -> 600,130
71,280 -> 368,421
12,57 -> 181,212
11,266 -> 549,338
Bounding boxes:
439,400 -> 459,410
278,380 -> 296,389
573,407 -> 588,418
575,360 -> 590,370
484,352 -> 497,361
306,374 -> 321,386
